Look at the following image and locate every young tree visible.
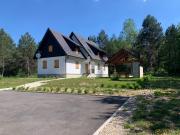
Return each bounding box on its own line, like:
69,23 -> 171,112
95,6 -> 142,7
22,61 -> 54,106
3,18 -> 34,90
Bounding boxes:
135,15 -> 163,72
17,33 -> 37,76
0,29 -> 15,77
121,18 -> 138,46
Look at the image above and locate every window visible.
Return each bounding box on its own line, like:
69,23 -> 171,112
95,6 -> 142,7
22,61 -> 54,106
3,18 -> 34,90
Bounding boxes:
75,61 -> 80,69
48,45 -> 53,52
97,52 -> 100,57
104,65 -> 106,71
42,60 -> 47,69
75,48 -> 79,54
54,60 -> 59,68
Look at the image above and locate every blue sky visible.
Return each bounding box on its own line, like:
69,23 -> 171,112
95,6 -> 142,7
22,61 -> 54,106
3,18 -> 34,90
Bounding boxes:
0,0 -> 180,43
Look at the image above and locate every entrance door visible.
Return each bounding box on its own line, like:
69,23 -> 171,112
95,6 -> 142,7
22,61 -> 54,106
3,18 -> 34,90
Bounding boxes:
85,64 -> 90,74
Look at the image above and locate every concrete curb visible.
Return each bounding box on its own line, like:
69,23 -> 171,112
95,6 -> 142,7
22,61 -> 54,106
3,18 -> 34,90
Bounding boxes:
0,88 -> 12,91
93,97 -> 133,135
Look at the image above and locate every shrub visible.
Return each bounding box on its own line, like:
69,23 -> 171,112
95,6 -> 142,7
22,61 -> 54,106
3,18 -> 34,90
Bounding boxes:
84,89 -> 88,94
133,83 -> 142,90
78,89 -> 81,94
154,68 -> 168,76
92,89 -> 96,94
111,76 -> 119,81
137,75 -> 152,88
64,88 -> 68,92
107,84 -> 112,88
127,83 -> 135,89
100,84 -> 104,88
121,84 -> 127,89
108,90 -> 114,95
114,84 -> 118,88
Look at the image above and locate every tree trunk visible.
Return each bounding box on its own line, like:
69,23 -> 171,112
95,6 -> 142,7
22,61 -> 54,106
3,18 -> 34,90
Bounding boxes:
1,57 -> 5,77
27,59 -> 30,77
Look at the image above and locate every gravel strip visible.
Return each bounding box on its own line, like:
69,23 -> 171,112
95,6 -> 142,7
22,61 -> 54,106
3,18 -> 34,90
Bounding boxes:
97,97 -> 137,135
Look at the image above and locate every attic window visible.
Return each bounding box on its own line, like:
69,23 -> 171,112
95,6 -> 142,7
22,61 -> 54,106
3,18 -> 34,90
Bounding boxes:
48,45 -> 53,52
97,52 -> 100,57
75,48 -> 79,54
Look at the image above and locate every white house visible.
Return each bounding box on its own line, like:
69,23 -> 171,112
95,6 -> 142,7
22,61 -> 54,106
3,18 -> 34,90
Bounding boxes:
34,28 -> 109,78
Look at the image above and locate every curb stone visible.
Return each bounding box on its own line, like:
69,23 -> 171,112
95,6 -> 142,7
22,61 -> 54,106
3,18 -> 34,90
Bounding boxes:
93,97 -> 136,135
0,88 -> 12,91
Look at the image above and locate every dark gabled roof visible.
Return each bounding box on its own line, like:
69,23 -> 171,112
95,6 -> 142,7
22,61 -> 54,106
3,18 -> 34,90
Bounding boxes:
49,29 -> 85,59
107,48 -> 140,65
70,32 -> 108,61
86,40 -> 106,54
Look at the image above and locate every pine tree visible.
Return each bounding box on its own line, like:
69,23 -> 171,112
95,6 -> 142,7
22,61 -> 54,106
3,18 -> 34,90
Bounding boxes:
135,15 -> 163,72
17,33 -> 37,76
0,29 -> 15,77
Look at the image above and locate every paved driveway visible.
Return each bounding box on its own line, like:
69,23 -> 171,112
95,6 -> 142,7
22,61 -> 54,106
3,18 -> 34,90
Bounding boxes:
0,91 -> 128,135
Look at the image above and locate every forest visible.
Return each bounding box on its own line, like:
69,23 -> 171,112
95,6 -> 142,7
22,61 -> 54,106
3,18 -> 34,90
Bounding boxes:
0,15 -> 180,77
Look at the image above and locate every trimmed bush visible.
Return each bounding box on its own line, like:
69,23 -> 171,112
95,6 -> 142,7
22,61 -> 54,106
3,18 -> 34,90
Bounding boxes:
78,89 -> 81,94
111,76 -> 119,81
100,84 -> 104,88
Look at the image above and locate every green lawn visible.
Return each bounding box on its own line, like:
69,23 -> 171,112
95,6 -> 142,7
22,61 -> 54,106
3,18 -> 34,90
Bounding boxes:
33,77 -> 142,95
125,89 -> 180,135
0,77 -> 47,88
41,77 -> 138,89
123,76 -> 180,135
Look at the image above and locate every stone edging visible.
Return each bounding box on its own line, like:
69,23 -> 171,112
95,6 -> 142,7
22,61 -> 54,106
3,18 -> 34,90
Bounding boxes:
0,88 -> 12,91
93,96 -> 136,135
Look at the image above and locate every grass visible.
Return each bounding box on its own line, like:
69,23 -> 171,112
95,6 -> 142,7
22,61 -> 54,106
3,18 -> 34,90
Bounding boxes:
28,77 -> 142,96
0,77 -> 48,88
125,89 -> 180,134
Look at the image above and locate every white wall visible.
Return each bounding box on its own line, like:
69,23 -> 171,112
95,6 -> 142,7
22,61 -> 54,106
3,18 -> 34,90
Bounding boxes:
38,56 -> 109,78
132,62 -> 143,78
38,56 -> 66,75
93,61 -> 108,77
66,57 -> 83,75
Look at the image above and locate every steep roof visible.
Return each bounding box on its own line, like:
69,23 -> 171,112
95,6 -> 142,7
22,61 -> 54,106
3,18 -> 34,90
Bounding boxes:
70,32 -> 108,61
47,29 -> 85,59
107,49 -> 140,65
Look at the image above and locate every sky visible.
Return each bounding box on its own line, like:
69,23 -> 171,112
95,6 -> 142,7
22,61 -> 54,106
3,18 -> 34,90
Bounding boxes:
0,0 -> 180,43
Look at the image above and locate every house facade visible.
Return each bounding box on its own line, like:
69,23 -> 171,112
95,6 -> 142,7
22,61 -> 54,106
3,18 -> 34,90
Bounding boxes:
34,28 -> 108,78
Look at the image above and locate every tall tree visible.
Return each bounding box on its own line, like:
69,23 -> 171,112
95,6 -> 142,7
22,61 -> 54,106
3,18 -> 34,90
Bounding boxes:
17,33 -> 37,76
96,30 -> 109,49
135,15 -> 163,71
160,25 -> 179,74
121,18 -> 138,46
0,29 -> 15,77
88,35 -> 97,43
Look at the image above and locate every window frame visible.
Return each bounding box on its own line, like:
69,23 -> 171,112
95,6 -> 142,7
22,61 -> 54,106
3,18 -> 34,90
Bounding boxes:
42,60 -> 47,69
54,59 -> 60,68
48,45 -> 53,53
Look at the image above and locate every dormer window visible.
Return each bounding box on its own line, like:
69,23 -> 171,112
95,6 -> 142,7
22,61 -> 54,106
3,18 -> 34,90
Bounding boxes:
97,52 -> 100,57
48,45 -> 53,53
75,47 -> 79,54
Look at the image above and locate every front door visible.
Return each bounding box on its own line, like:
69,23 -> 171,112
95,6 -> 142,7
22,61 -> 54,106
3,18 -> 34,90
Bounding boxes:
85,64 -> 90,74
